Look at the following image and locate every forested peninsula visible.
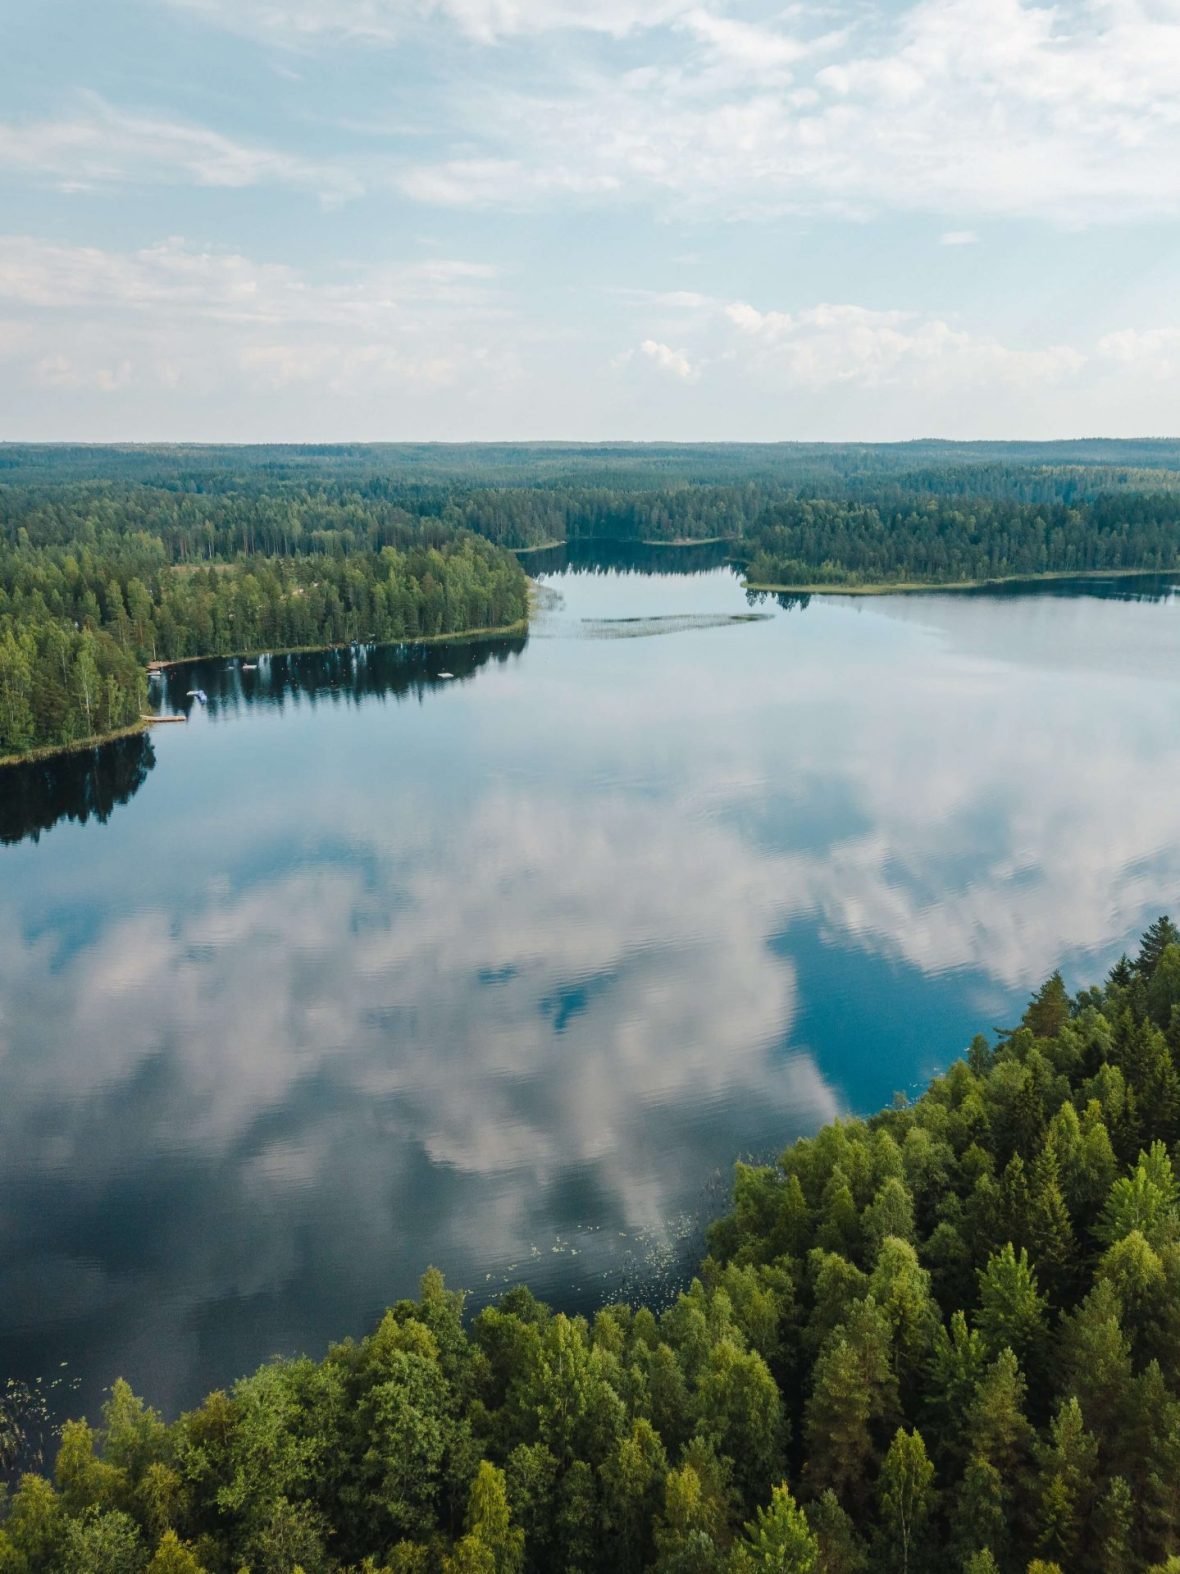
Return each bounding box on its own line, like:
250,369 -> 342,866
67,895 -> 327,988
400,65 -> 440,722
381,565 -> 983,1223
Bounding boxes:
4,919 -> 1180,1573
0,491 -> 529,761
4,439 -> 1180,760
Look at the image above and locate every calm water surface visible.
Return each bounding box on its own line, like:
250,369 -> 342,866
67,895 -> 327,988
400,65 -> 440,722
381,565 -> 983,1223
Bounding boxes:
2,548 -> 1180,1417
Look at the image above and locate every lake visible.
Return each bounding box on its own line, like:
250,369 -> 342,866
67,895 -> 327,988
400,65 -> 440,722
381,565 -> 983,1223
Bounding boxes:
2,545 -> 1179,1421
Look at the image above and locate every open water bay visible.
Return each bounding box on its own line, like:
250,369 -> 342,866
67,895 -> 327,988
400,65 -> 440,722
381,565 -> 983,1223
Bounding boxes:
2,546 -> 1179,1416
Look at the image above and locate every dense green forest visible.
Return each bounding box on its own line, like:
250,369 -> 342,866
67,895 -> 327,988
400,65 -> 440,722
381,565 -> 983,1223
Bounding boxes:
5,440 -> 1180,491
5,920 -> 1180,1573
5,441 -> 1180,759
737,491 -> 1180,587
0,495 -> 528,759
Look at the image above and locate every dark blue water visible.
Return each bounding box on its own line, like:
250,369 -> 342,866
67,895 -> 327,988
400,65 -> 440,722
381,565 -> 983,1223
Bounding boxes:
2,550 -> 1179,1418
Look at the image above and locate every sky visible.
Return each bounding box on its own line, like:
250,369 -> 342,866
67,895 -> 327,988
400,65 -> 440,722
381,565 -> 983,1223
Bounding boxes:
2,0 -> 1180,441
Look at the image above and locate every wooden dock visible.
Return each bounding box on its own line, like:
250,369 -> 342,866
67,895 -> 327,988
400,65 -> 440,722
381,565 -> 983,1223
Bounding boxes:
141,714 -> 187,724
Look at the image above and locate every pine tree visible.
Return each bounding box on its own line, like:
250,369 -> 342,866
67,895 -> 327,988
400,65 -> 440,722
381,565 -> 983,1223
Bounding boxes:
1107,955 -> 1135,989
1027,1146 -> 1077,1302
731,1483 -> 818,1573
1097,1231 -> 1166,1359
803,1490 -> 866,1574
923,1312 -> 986,1471
951,1459 -> 1006,1571
1136,917 -> 1180,980
1092,1475 -> 1134,1574
804,1337 -> 874,1510
805,1300 -> 898,1512
816,1170 -> 862,1260
1147,946 -> 1180,1037
1096,1144 -> 1180,1250
1024,972 -> 1070,1039
1033,1397 -> 1097,1568
967,1349 -> 1035,1502
999,1154 -> 1032,1252
1059,1279 -> 1133,1449
975,1245 -> 1048,1371
868,1238 -> 939,1400
863,1178 -> 916,1256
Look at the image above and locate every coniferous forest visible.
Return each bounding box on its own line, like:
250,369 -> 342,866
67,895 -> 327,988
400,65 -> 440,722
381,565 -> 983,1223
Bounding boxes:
3,920 -> 1180,1573
4,441 -> 1180,759
0,488 -> 529,759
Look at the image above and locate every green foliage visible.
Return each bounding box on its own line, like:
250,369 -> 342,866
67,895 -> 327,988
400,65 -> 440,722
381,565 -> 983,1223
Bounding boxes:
61,1508 -> 147,1574
875,1430 -> 935,1574
6,445 -> 1180,757
975,1245 -> 1048,1368
0,490 -> 529,757
1137,919 -> 1180,979
145,1529 -> 208,1573
8,920 -> 1180,1570
1096,1143 -> 1180,1249
729,1483 -> 818,1572
1023,974 -> 1071,1040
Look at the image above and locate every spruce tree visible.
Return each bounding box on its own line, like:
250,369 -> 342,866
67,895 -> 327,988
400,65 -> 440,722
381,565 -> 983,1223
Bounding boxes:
1024,972 -> 1071,1039
1136,917 -> 1180,979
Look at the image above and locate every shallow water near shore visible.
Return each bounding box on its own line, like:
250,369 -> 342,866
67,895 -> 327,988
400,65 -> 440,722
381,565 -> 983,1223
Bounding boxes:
2,545 -> 1179,1418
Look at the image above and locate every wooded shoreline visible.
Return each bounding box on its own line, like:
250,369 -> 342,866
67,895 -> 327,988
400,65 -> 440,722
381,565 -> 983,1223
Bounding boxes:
743,565 -> 1180,596
0,615 -> 531,769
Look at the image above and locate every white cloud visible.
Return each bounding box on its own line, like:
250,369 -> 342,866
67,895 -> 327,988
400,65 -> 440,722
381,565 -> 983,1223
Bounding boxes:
1098,326 -> 1180,379
940,230 -> 978,246
6,572 -> 1180,1405
0,235 -> 514,399
0,782 -> 836,1401
721,299 -> 1085,387
676,7 -> 821,79
640,337 -> 697,380
10,4 -> 1180,227
0,235 -> 497,317
162,0 -> 693,44
389,0 -> 1180,225
35,354 -> 133,392
3,233 -> 1179,432
396,157 -> 621,207
0,95 -> 358,201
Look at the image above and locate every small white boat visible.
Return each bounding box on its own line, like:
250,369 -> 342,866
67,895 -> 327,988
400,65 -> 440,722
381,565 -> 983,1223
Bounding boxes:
438,671 -> 455,679
241,663 -> 258,670
186,689 -> 208,704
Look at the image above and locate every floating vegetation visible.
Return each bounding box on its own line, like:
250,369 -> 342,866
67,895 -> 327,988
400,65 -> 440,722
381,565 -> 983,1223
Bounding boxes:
467,1165 -> 742,1319
579,612 -> 771,639
1,1369 -> 81,1482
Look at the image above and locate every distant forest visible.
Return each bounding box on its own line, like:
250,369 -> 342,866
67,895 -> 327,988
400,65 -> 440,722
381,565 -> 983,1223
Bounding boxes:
3,440 -> 1180,759
4,919 -> 1180,1573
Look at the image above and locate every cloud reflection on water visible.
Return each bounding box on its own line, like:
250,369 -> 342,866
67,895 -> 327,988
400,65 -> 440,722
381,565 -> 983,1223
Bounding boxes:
0,789 -> 832,1410
1,566 -> 1179,1413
